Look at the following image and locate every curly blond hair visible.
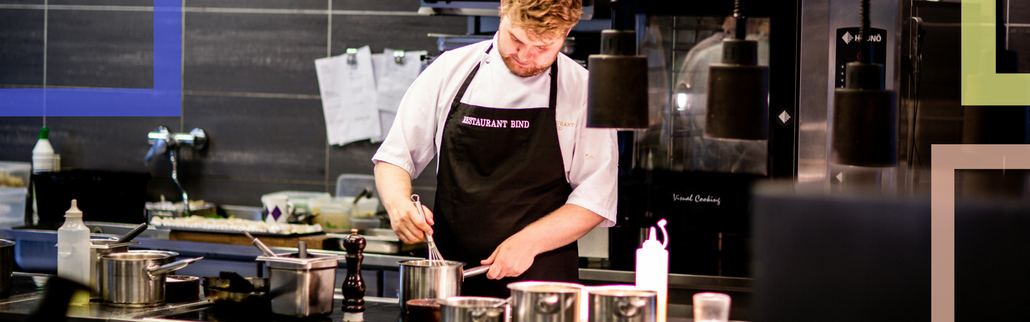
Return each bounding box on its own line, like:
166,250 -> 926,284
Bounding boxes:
500,0 -> 581,41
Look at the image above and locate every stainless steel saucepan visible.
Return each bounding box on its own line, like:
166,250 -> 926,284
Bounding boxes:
101,250 -> 203,307
398,259 -> 491,313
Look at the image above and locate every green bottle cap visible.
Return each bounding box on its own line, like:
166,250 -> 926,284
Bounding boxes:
39,127 -> 49,140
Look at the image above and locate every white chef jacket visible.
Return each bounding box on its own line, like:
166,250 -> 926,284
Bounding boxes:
372,33 -> 618,227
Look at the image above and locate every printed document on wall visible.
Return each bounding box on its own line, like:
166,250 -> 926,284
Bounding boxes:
376,48 -> 426,113
369,53 -> 395,143
315,45 -> 381,145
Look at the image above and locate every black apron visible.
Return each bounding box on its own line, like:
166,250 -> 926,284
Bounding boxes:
433,45 -> 578,298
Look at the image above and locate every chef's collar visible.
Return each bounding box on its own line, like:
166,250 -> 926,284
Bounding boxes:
484,32 -> 500,65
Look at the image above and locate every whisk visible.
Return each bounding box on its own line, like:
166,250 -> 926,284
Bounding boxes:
411,194 -> 445,261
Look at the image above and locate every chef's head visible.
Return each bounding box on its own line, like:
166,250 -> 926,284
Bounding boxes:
497,0 -> 581,77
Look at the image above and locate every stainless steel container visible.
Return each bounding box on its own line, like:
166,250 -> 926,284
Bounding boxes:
398,260 -> 491,313
586,286 -> 657,322
101,250 -> 203,307
0,239 -> 14,295
89,238 -> 138,299
439,296 -> 507,322
508,281 -> 584,322
258,254 -> 340,317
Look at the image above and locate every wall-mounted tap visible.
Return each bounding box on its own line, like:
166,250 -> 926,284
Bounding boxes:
145,126 -> 207,216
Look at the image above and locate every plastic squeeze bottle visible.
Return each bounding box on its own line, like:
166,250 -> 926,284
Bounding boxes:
31,127 -> 55,173
636,219 -> 669,322
57,199 -> 91,305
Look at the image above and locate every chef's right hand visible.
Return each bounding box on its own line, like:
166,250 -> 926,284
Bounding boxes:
387,201 -> 434,244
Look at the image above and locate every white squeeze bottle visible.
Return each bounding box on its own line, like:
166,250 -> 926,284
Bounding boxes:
57,199 -> 91,305
636,219 -> 669,322
32,126 -> 55,173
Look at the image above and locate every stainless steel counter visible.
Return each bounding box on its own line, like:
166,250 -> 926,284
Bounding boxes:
0,273 -> 211,322
0,273 -> 711,322
0,226 -> 753,320
0,227 -> 751,290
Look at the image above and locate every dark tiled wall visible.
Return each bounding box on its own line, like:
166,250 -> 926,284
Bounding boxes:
1011,0 -> 1030,73
0,1 -> 465,207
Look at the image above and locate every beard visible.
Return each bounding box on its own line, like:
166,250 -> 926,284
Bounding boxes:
501,53 -> 551,77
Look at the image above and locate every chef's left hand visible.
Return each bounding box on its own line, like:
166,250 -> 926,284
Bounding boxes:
481,237 -> 536,280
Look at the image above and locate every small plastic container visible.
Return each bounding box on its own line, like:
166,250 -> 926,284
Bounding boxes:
352,197 -> 379,217
0,188 -> 27,227
335,174 -> 375,198
318,200 -> 352,233
0,161 -> 31,188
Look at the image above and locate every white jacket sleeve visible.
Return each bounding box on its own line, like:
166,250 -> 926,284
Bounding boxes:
564,78 -> 619,227
371,56 -> 448,179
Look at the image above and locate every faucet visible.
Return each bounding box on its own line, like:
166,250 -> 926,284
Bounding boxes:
145,126 -> 207,216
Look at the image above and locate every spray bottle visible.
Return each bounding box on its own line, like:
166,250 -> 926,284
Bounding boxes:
636,218 -> 669,322
57,199 -> 91,305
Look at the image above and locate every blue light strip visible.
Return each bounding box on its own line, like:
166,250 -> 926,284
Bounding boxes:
0,0 -> 182,117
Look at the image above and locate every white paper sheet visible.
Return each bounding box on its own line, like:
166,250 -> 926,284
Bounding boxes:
315,46 -> 381,145
371,110 -> 396,143
375,49 -> 426,113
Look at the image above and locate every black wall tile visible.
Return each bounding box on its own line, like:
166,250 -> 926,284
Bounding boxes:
328,140 -> 438,207
327,140 -> 377,177
0,117 -> 43,162
184,12 -> 327,94
1010,0 -> 1030,24
0,0 -> 44,4
179,175 -> 330,207
47,10 -> 154,88
1011,27 -> 1030,73
186,0 -> 326,10
49,0 -> 152,6
41,116 -> 181,172
330,15 -> 467,56
331,0 -> 419,12
0,9 -> 44,86
181,94 -> 327,181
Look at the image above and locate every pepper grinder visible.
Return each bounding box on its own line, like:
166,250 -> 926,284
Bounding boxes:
342,228 -> 366,321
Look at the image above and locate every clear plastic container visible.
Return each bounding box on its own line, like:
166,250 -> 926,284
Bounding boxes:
335,174 -> 375,198
264,191 -> 332,214
317,198 -> 353,233
0,187 -> 27,227
0,161 -> 31,188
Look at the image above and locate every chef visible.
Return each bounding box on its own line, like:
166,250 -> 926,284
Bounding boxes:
371,0 -> 617,298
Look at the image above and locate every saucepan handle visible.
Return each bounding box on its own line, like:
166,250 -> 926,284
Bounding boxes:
463,265 -> 491,278
147,257 -> 204,279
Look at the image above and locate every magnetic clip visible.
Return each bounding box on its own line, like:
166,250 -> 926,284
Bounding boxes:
393,50 -> 405,64
346,48 -> 358,65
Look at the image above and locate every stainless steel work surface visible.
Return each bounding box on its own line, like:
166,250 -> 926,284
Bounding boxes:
0,273 -> 210,322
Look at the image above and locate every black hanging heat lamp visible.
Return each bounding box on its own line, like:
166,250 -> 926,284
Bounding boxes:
830,0 -> 897,167
586,0 -> 648,129
704,0 -> 769,140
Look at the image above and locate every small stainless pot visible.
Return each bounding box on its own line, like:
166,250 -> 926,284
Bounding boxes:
0,239 -> 14,295
258,253 -> 341,317
508,281 -> 584,322
585,286 -> 657,322
439,296 -> 507,322
101,250 -> 203,307
398,260 -> 490,313
89,238 -> 138,299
